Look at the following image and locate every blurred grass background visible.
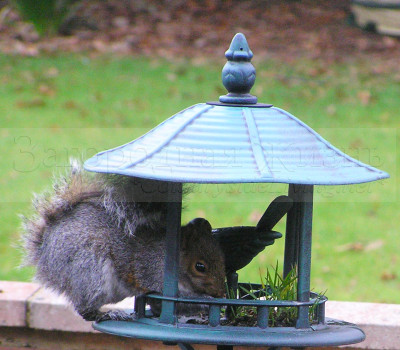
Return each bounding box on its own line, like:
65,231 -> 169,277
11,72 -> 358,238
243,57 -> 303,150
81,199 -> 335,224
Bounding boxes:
0,54 -> 398,303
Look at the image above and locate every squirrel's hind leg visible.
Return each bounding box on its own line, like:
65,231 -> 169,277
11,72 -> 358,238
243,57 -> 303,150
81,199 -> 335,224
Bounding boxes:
79,309 -> 99,321
96,310 -> 135,322
79,308 -> 135,322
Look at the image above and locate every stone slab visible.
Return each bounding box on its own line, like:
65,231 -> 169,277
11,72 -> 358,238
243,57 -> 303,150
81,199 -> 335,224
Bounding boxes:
326,300 -> 400,349
1,281 -> 399,350
27,287 -> 95,333
0,281 -> 40,327
27,287 -> 136,333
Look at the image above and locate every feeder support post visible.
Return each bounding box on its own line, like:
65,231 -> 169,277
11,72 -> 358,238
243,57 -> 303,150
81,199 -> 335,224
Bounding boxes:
284,184 -> 299,278
284,184 -> 314,329
159,182 -> 183,324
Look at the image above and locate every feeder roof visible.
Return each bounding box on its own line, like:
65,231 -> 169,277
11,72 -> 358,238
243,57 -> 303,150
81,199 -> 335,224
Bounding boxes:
84,33 -> 389,185
84,103 -> 388,185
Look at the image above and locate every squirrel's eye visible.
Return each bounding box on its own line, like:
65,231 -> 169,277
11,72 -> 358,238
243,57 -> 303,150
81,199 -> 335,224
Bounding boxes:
195,262 -> 206,273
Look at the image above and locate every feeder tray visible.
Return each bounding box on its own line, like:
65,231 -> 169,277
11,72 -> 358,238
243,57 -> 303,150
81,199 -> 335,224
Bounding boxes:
84,33 -> 389,349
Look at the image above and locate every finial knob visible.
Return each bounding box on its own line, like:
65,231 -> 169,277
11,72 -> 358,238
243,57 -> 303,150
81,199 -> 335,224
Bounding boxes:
219,33 -> 258,104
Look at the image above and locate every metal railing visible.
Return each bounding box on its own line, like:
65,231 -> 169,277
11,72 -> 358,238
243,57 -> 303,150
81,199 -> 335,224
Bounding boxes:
136,283 -> 327,330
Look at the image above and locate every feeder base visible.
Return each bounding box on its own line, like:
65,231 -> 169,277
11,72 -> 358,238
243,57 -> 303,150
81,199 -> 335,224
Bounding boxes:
93,317 -> 365,348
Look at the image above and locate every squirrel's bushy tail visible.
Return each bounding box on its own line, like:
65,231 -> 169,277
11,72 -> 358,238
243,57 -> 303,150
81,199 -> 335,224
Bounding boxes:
22,160 -> 105,266
22,159 -> 169,266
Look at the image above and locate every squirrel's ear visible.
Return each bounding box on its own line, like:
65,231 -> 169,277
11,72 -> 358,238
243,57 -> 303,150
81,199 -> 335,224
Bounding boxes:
188,218 -> 212,235
181,217 -> 213,250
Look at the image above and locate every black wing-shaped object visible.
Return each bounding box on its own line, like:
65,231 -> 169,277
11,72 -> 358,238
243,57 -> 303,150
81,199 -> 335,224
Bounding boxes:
212,196 -> 293,273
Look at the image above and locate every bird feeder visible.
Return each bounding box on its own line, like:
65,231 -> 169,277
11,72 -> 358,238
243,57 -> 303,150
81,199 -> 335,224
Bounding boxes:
84,33 -> 389,349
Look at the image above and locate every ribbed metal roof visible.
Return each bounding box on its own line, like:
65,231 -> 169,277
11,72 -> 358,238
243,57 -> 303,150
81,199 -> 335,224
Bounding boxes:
84,103 -> 389,185
85,33 -> 388,185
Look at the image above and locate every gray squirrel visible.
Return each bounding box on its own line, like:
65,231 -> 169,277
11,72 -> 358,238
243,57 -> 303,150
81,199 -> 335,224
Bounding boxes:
22,162 -> 226,321
22,162 -> 290,322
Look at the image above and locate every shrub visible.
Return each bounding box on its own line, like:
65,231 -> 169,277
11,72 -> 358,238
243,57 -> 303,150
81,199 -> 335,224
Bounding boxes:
10,0 -> 81,36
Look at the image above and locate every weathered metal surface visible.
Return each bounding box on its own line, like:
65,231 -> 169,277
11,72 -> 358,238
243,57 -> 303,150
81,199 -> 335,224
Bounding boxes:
290,185 -> 314,329
88,32 -> 379,348
352,0 -> 400,9
93,318 -> 366,347
84,103 -> 388,185
219,33 -> 257,104
85,32 -> 388,185
159,183 -> 182,325
144,290 -> 326,307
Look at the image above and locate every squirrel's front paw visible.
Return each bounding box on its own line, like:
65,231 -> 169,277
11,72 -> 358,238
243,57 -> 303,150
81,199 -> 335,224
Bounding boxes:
96,310 -> 135,322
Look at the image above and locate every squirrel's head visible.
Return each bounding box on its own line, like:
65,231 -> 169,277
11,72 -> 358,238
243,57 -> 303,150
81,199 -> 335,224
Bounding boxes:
179,218 -> 225,299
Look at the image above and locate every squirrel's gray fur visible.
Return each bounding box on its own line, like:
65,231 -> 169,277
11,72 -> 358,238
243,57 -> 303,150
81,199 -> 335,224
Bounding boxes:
22,161 -> 225,321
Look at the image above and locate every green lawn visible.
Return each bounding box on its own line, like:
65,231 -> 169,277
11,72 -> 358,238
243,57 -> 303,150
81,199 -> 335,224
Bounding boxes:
1,54 -> 398,303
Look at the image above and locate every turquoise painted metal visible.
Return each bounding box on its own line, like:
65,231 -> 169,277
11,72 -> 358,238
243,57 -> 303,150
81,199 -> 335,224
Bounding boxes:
352,0 -> 400,9
87,33 -> 389,349
84,33 -> 388,185
84,103 -> 388,185
220,33 -> 257,104
94,318 -> 364,348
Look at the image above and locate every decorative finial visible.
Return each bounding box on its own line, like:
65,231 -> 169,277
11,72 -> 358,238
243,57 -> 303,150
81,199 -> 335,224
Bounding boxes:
219,33 -> 258,104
